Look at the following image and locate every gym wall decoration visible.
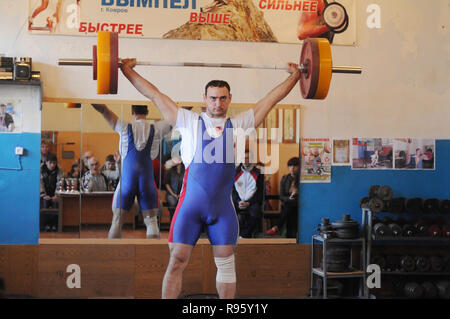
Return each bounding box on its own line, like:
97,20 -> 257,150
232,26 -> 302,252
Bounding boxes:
0,101 -> 22,133
28,0 -> 357,46
300,138 -> 332,183
350,138 -> 436,171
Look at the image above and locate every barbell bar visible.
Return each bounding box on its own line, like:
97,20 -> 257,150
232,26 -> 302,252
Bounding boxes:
58,31 -> 362,98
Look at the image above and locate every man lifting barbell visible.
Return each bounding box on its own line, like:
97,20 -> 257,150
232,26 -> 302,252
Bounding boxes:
117,53 -> 301,299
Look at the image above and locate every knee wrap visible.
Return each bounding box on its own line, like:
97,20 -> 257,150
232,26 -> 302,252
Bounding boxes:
214,254 -> 236,283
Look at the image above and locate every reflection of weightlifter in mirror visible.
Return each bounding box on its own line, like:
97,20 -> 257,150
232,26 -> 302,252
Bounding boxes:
91,103 -> 172,239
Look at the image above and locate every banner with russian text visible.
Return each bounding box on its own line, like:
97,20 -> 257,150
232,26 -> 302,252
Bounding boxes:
28,0 -> 356,45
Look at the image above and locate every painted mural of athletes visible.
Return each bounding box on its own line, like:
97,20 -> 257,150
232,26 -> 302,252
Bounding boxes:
297,0 -> 350,44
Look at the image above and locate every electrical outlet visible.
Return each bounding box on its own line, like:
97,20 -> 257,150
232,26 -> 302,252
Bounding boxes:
15,146 -> 24,155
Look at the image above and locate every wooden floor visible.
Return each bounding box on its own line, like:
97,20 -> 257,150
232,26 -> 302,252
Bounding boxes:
1,232 -> 307,299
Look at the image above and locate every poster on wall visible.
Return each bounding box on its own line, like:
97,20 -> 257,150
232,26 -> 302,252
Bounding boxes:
332,138 -> 350,165
28,0 -> 357,45
300,138 -> 331,183
393,138 -> 435,170
0,101 -> 22,133
351,138 -> 394,170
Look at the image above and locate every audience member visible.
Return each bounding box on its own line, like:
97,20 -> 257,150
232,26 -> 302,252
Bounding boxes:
232,149 -> 264,238
80,150 -> 93,176
102,152 -> 121,190
164,158 -> 185,222
81,157 -> 109,192
40,153 -> 63,231
267,157 -> 299,238
40,139 -> 54,167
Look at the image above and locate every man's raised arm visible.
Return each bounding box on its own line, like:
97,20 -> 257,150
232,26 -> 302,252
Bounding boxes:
120,58 -> 178,126
252,63 -> 301,128
91,103 -> 118,130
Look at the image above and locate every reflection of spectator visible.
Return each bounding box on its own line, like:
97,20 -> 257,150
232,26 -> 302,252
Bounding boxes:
297,0 -> 335,43
40,139 -> 54,167
164,159 -> 185,222
81,157 -> 109,192
80,150 -> 93,176
0,104 -> 14,132
232,150 -> 264,238
102,153 -> 121,191
267,157 -> 299,238
40,153 -> 63,208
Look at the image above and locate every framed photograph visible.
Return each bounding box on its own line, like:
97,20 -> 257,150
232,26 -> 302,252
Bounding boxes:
351,138 -> 394,170
282,108 -> 295,143
332,139 -> 350,165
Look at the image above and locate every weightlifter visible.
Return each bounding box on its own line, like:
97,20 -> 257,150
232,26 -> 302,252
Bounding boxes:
91,103 -> 171,239
119,58 -> 300,299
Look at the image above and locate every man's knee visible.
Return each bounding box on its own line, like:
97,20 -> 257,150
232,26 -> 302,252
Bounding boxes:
214,254 -> 236,283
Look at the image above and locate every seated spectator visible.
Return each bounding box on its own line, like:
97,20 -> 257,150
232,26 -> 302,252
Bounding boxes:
67,160 -> 80,179
80,150 -> 93,176
102,152 -> 121,190
40,138 -> 55,167
164,157 -> 185,222
267,157 -> 299,238
81,157 -> 109,192
232,149 -> 264,238
40,153 -> 63,232
40,153 -> 63,208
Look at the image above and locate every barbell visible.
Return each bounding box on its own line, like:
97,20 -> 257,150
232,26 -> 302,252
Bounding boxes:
58,31 -> 362,98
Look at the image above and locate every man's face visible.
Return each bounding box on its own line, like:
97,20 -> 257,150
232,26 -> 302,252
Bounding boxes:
89,159 -> 100,174
289,165 -> 299,176
41,143 -> 49,155
105,161 -> 115,170
0,106 -> 5,116
203,86 -> 232,118
46,160 -> 57,171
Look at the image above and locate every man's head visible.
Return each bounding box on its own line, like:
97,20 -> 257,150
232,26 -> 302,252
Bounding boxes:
203,80 -> 232,118
131,105 -> 148,119
45,153 -> 58,171
0,104 -> 6,116
105,154 -> 115,170
287,157 -> 300,176
41,139 -> 51,156
82,151 -> 93,166
243,149 -> 252,168
416,148 -> 422,156
88,157 -> 100,175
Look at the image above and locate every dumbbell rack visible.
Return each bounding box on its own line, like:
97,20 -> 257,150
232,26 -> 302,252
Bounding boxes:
310,234 -> 367,299
362,208 -> 450,299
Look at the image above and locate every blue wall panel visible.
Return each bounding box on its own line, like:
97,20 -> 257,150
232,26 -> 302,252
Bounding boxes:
298,140 -> 450,243
0,133 -> 41,244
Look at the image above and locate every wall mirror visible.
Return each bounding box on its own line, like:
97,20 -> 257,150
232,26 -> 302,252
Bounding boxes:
40,102 -> 300,240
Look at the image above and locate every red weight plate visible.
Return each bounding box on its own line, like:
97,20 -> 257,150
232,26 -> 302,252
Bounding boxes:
299,38 -> 320,99
93,45 -> 97,80
109,32 -> 119,94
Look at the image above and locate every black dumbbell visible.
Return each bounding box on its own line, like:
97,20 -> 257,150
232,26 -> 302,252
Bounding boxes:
405,197 -> 423,214
421,281 -> 438,298
423,198 -> 440,214
439,199 -> 450,214
388,223 -> 402,236
402,223 -> 416,237
400,255 -> 416,272
403,282 -> 423,299
436,280 -> 450,299
387,197 -> 405,214
415,256 -> 431,272
430,256 -> 444,272
373,223 -> 392,237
